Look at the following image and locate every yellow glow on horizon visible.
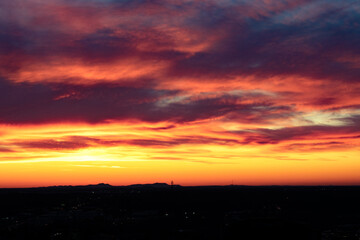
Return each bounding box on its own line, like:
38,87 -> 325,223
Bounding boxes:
1,113 -> 360,188
1,121 -> 360,187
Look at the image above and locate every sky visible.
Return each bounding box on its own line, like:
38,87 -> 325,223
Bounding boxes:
1,0 -> 360,187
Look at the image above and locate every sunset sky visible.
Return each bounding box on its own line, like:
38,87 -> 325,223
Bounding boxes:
1,0 -> 360,187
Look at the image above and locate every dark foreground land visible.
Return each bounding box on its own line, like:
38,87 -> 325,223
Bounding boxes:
0,184 -> 360,240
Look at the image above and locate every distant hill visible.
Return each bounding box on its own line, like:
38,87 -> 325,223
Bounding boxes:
34,182 -> 181,190
85,183 -> 112,188
129,182 -> 181,188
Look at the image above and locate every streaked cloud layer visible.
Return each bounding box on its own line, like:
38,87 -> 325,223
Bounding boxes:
1,0 -> 360,187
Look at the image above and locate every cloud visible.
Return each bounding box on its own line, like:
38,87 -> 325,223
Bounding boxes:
16,139 -> 90,150
170,6 -> 360,84
280,141 -> 354,152
1,0 -> 360,153
231,114 -> 360,144
12,134 -> 241,150
0,0 -> 359,86
0,78 -> 294,124
0,146 -> 14,152
0,78 -> 175,123
0,0 -> 359,116
125,136 -> 241,147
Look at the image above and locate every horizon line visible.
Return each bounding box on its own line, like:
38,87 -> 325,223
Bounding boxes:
1,183 -> 360,189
